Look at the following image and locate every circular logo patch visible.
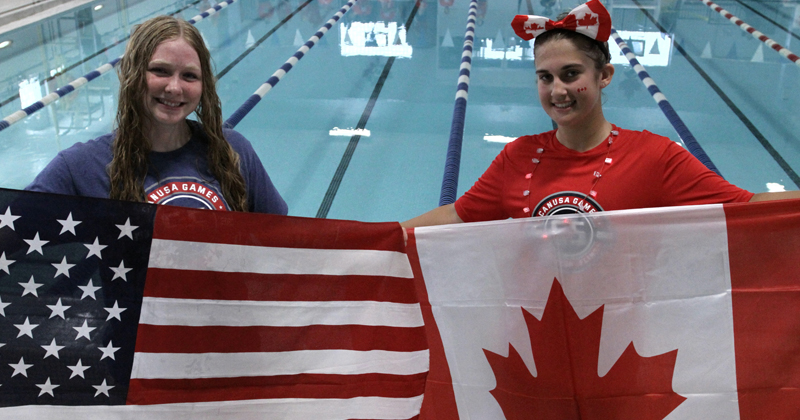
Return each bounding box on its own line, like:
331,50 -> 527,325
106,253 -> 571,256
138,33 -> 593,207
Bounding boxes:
533,191 -> 603,218
534,192 -> 611,271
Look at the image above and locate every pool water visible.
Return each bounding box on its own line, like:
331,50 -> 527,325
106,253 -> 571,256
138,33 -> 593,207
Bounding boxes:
0,0 -> 798,222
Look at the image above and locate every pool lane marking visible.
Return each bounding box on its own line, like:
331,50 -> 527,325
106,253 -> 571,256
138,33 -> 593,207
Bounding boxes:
315,0 -> 423,219
0,0 -> 240,133
631,0 -> 800,188
698,0 -> 800,67
223,0 -> 358,128
732,0 -> 800,43
215,0 -> 314,80
438,0 -> 478,206
610,28 -> 722,176
0,0 -> 204,110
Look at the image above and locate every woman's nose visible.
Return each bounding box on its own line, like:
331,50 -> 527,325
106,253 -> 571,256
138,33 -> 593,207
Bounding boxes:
165,76 -> 181,93
551,78 -> 567,96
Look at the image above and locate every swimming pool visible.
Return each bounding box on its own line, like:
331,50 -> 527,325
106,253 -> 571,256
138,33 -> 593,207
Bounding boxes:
0,0 -> 797,222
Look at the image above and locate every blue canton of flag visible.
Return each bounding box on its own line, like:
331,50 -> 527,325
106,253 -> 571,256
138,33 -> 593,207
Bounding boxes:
0,188 -> 155,406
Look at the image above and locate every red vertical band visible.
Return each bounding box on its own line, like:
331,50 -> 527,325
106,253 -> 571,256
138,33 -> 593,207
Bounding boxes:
407,229 -> 460,419
726,199 -> 800,419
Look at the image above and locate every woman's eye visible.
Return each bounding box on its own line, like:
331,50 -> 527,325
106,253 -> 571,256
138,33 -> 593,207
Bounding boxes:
149,67 -> 168,75
183,72 -> 200,80
538,74 -> 552,82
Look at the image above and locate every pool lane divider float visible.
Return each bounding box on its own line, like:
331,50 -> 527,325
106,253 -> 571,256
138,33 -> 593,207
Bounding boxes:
214,0 -> 314,80
629,0 -> 800,188
438,0 -> 478,206
609,28 -> 722,177
0,0 -> 205,109
698,0 -> 800,67
0,0 -> 241,133
224,0 -> 358,128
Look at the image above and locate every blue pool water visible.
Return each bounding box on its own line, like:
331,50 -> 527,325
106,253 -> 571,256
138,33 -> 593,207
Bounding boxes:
0,0 -> 798,222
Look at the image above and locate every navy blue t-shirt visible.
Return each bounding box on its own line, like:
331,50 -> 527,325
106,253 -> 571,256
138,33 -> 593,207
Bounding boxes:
26,120 -> 287,215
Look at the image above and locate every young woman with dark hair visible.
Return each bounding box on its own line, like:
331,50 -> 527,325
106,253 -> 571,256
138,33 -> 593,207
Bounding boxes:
402,0 -> 798,228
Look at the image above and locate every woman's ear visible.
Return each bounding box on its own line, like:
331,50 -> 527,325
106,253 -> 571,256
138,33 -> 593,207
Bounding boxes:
600,63 -> 615,88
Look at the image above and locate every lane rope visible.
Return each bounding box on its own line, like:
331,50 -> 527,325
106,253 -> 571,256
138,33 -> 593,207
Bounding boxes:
699,0 -> 800,67
0,0 -> 205,109
224,0 -> 358,128
610,28 -> 722,176
438,0 -> 477,206
732,0 -> 800,43
629,0 -> 800,188
214,0 -> 313,80
0,0 -> 240,133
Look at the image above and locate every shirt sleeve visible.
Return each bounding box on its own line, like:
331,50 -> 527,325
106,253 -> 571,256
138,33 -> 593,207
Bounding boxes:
225,129 -> 288,215
25,153 -> 78,196
658,140 -> 754,205
454,146 -> 510,222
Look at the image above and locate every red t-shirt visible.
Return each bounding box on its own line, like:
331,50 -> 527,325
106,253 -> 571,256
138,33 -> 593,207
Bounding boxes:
455,127 -> 754,222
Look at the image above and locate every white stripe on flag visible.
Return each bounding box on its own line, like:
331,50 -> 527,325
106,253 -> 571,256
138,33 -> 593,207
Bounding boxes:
0,395 -> 424,420
148,239 -> 414,278
131,349 -> 430,378
139,297 -> 425,327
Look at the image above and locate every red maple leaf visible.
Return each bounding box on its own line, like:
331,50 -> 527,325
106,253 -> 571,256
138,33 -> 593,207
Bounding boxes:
577,13 -> 598,27
528,22 -> 544,31
484,279 -> 686,419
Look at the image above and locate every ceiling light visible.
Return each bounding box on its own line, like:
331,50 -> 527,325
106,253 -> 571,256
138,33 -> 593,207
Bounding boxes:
0,40 -> 12,49
94,4 -> 104,11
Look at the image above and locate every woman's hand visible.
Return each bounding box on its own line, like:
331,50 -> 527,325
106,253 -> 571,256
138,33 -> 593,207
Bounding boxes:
749,191 -> 800,202
400,203 -> 464,228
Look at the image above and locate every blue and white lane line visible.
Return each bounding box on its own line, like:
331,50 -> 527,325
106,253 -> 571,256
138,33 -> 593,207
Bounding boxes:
186,0 -> 238,24
438,0 -> 477,206
609,28 -> 722,176
224,0 -> 358,128
0,58 -> 120,133
0,0 -> 240,133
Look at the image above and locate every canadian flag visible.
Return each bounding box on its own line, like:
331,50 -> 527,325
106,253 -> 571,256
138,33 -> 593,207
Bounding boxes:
408,199 -> 800,419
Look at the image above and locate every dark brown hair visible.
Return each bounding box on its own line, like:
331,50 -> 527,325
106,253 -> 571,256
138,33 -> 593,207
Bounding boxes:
109,15 -> 249,211
534,29 -> 611,70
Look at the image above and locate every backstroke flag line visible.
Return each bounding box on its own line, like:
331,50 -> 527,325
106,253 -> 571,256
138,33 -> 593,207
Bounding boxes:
408,198 -> 800,419
1,187 -> 800,419
0,188 -> 425,419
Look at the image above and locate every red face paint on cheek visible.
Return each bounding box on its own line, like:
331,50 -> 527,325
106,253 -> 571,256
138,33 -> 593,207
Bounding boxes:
577,87 -> 587,92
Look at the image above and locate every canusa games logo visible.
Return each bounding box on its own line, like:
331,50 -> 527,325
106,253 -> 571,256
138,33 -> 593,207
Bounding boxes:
533,192 -> 613,271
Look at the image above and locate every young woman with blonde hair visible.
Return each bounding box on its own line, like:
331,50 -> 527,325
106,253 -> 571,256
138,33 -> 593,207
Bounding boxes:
28,15 -> 287,214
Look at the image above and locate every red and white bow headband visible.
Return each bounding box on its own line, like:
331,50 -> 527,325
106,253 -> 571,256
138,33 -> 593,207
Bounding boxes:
511,0 -> 611,42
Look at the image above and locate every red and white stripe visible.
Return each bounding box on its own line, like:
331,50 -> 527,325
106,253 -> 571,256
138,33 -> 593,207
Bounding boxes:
0,397 -> 425,419
129,207 -> 427,418
699,0 -> 800,66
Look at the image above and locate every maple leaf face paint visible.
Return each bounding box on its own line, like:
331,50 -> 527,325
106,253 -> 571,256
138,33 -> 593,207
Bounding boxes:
535,38 -> 609,130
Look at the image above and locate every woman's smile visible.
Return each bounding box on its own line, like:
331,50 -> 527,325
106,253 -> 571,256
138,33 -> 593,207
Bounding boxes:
145,37 -> 203,132
535,38 -> 611,129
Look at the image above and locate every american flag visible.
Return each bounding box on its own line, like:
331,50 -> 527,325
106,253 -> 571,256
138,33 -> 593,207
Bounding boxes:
0,188 -> 427,419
